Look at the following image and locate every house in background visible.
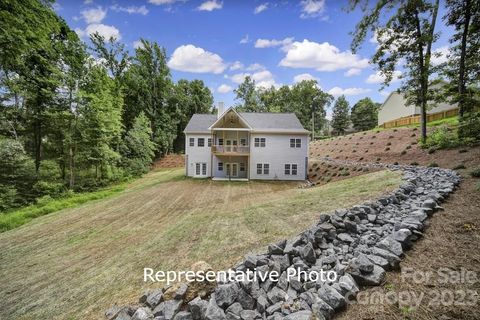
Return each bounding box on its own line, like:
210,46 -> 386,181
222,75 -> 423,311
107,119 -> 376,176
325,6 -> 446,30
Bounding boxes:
378,91 -> 458,127
184,104 -> 309,181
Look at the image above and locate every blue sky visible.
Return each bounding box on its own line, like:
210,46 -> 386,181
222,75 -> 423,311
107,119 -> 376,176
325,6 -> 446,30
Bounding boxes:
55,0 -> 453,117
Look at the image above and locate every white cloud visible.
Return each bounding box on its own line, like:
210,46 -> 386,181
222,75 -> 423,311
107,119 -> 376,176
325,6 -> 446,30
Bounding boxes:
246,63 -> 265,71
133,40 -> 144,49
229,69 -> 279,89
366,70 -> 402,84
81,6 -> 107,24
217,84 -> 233,93
110,4 -> 149,15
198,0 -> 223,11
76,23 -> 121,40
293,73 -> 318,83
240,34 -> 249,44
149,0 -> 182,4
328,87 -> 371,97
255,37 -> 294,50
168,44 -> 226,74
431,46 -> 450,66
279,39 -> 369,72
344,68 -> 361,77
254,3 -> 269,14
229,61 -> 244,71
300,0 -> 326,19
84,0 -> 93,4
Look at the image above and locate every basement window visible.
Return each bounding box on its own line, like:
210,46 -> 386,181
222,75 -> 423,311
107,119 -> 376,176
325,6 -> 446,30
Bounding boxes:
218,162 -> 223,171
240,163 -> 245,172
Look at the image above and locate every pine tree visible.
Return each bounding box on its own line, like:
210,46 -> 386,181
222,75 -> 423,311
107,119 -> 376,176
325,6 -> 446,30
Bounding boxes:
331,96 -> 350,135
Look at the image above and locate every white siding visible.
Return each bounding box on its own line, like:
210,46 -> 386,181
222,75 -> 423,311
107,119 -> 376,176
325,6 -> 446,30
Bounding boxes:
185,133 -> 212,177
378,92 -> 458,126
249,133 -> 308,181
212,155 -> 248,179
378,93 -> 416,126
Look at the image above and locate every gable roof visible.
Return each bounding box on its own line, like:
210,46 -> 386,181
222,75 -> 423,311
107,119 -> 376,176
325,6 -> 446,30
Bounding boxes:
184,112 -> 309,134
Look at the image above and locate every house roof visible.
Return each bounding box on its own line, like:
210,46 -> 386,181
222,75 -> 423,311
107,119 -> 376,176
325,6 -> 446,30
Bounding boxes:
184,111 -> 309,134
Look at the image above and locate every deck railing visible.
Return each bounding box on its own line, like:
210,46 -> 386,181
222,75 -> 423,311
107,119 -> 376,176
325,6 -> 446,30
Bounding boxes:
211,145 -> 250,154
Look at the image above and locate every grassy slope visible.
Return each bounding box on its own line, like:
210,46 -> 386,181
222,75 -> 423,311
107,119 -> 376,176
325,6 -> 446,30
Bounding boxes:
0,168 -> 401,320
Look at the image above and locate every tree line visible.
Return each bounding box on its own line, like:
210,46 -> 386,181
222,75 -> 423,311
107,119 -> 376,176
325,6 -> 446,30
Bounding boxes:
0,0 -> 213,211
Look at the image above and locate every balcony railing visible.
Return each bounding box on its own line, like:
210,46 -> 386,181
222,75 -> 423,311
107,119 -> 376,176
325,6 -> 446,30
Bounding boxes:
211,145 -> 250,154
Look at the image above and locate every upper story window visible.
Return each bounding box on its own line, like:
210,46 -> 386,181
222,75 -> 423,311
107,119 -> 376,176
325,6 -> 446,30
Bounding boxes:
254,137 -> 266,147
218,138 -> 224,146
290,138 -> 301,148
208,138 -> 212,147
189,138 -> 195,147
240,138 -> 247,146
198,138 -> 205,147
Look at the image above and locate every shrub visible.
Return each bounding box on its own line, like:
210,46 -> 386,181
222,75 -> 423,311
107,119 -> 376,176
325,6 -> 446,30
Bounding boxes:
386,142 -> 392,146
389,135 -> 394,139
365,150 -> 369,153
362,167 -> 369,172
428,162 -> 439,167
458,111 -> 480,141
411,133 -> 416,137
385,147 -> 390,151
393,161 -> 399,165
459,149 -> 468,153
452,164 -> 466,170
359,157 -> 364,161
401,150 -> 407,155
376,157 -> 381,161
470,168 -> 480,178
410,162 -> 419,166
421,126 -> 461,150
427,148 -> 436,154
406,145 -> 412,150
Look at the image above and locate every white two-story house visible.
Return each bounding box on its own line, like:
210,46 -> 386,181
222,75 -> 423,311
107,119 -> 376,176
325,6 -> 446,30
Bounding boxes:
184,106 -> 309,181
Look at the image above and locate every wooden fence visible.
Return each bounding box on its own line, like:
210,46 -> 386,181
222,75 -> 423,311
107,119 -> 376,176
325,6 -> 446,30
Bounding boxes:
382,108 -> 459,129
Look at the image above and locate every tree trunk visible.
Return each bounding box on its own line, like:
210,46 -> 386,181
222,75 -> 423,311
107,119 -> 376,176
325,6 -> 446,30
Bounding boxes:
34,118 -> 42,174
458,0 -> 471,117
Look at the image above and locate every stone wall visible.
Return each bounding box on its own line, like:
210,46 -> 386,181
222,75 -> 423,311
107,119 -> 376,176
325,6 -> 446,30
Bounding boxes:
106,161 -> 460,320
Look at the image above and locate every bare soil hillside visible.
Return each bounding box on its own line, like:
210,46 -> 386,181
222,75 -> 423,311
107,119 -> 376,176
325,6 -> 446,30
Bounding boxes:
309,127 -> 480,320
152,154 -> 185,169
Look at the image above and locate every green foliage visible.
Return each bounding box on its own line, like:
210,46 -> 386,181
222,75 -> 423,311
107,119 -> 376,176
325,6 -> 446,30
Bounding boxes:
0,183 -> 127,232
470,168 -> 480,178
420,126 -> 465,149
350,98 -> 378,131
458,111 -> 480,141
234,76 -> 261,112
121,112 -> 156,176
331,95 -> 350,135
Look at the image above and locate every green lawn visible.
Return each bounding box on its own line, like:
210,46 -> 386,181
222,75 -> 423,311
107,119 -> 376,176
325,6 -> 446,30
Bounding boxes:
0,168 -> 401,320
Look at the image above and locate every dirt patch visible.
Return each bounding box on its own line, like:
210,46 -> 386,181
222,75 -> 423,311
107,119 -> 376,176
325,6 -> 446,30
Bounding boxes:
152,154 -> 185,169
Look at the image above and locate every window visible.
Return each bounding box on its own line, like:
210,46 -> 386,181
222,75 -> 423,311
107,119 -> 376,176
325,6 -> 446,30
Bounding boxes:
290,138 -> 301,148
189,138 -> 195,147
263,163 -> 269,175
254,137 -> 266,147
195,163 -> 201,175
257,163 -> 262,175
239,163 -> 245,172
218,162 -> 223,171
285,164 -> 298,175
218,138 -> 224,146
208,138 -> 212,147
202,163 -> 207,175
198,138 -> 205,147
292,164 -> 298,175
240,138 -> 247,146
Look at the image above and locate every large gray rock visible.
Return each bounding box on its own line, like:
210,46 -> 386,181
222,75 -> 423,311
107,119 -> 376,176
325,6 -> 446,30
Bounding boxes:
173,311 -> 193,320
146,289 -> 164,308
317,285 -> 346,310
132,307 -> 154,320
239,310 -> 256,320
205,296 -> 226,320
265,302 -> 282,315
267,286 -> 286,304
284,310 -> 312,320
349,254 -> 373,273
188,297 -> 208,320
235,289 -> 256,310
392,229 -> 412,245
378,237 -> 403,257
366,254 -> 390,269
351,265 -> 386,286
256,295 -> 268,314
114,310 -> 132,320
300,242 -> 316,263
337,233 -> 354,244
153,300 -> 182,320
215,283 -> 238,308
